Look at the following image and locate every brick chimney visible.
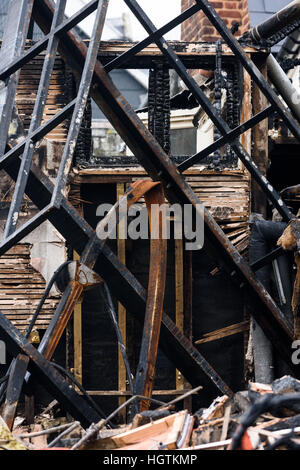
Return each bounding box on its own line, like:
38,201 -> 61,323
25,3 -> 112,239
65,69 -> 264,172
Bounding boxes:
181,0 -> 250,42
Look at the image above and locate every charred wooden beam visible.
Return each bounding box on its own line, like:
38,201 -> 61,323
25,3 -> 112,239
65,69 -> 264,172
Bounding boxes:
134,184 -> 167,412
251,55 -> 269,217
148,62 -> 170,154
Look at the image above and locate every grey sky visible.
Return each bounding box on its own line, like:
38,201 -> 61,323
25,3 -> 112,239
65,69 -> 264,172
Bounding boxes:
107,0 -> 181,40
65,0 -> 181,40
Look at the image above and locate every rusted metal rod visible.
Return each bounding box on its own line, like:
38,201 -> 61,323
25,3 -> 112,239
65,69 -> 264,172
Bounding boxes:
101,283 -> 134,394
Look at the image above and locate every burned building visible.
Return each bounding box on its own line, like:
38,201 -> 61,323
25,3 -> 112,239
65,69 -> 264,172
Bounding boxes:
0,0 -> 299,452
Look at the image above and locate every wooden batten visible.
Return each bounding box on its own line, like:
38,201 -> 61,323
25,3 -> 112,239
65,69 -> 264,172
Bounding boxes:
15,50 -> 68,142
0,245 -> 59,331
0,48 -> 67,332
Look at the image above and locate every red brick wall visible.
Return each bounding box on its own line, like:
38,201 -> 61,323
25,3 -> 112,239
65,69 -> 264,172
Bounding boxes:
181,0 -> 250,42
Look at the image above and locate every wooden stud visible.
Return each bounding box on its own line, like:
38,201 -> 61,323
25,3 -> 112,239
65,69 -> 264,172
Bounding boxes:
117,183 -> 127,422
73,251 -> 83,385
175,239 -> 184,390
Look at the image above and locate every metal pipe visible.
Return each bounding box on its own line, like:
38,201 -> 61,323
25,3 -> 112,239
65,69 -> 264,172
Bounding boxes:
267,53 -> 300,124
248,0 -> 300,42
252,320 -> 274,383
277,27 -> 300,61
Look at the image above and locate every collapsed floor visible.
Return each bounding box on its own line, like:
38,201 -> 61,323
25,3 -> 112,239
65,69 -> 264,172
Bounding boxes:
0,0 -> 300,451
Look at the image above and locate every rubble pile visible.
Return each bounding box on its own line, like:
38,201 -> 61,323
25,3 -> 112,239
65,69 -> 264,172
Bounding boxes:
2,376 -> 300,450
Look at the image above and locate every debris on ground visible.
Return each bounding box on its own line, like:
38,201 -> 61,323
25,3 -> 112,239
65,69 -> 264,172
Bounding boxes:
3,376 -> 300,450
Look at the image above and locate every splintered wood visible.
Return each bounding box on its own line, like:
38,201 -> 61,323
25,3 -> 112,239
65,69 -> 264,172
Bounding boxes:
83,411 -> 193,450
195,321 -> 250,345
0,244 -> 59,331
186,171 -> 250,252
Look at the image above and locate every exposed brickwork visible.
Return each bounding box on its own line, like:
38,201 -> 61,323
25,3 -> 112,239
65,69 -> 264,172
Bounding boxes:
181,0 -> 250,42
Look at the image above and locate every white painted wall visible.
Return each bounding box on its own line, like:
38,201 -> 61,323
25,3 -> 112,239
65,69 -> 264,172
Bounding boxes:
0,221 -> 67,296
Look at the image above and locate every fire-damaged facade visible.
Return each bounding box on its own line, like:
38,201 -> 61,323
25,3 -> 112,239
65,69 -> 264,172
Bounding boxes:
0,0 -> 299,452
